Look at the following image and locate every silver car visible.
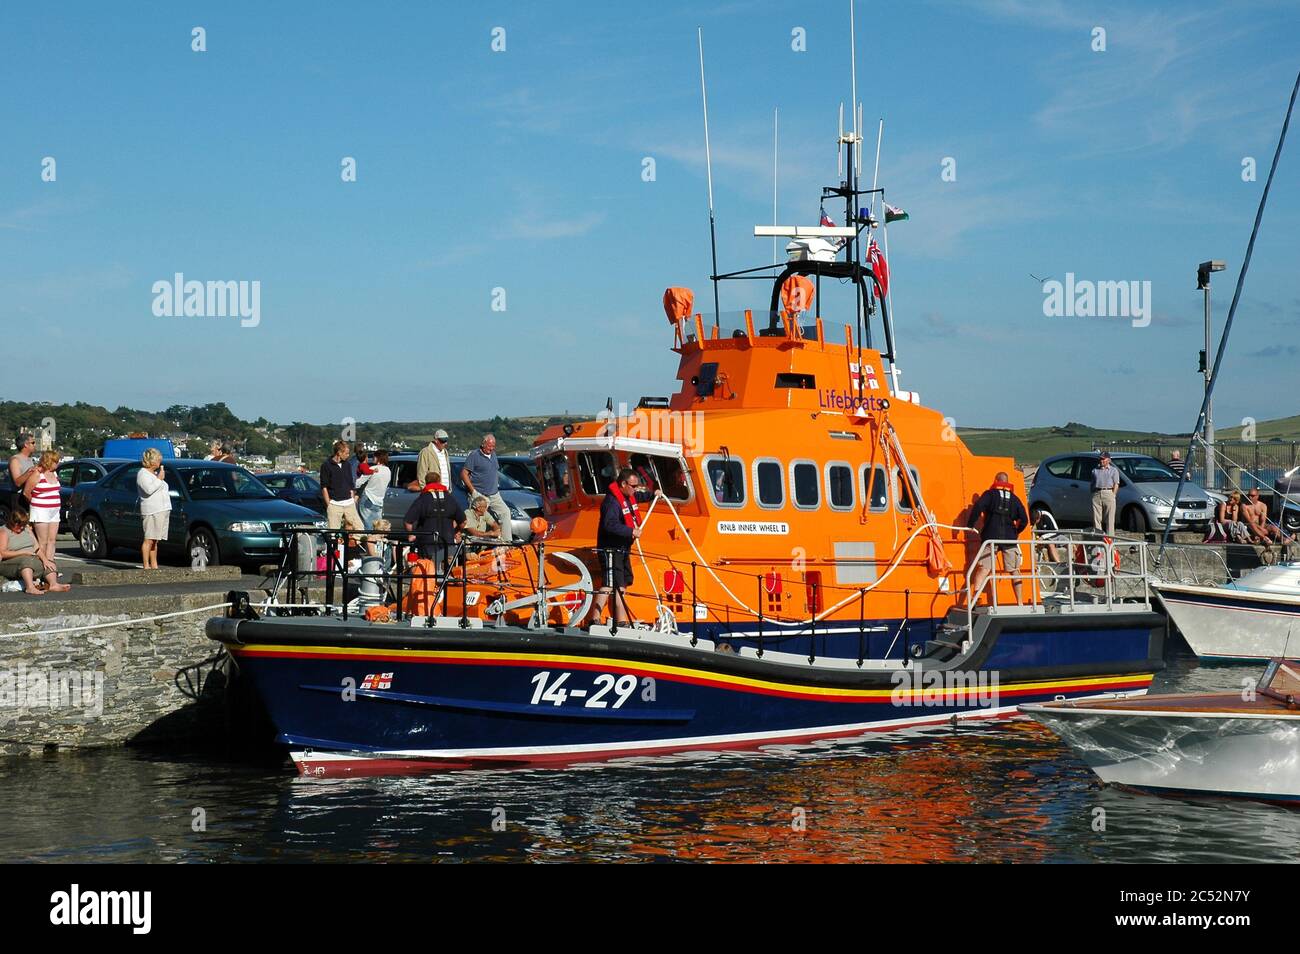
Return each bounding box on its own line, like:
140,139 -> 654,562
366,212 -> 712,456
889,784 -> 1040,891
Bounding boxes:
1028,452 -> 1214,533
380,454 -> 542,541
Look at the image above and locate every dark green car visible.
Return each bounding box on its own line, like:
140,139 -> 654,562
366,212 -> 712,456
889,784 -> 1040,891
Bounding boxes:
70,459 -> 325,566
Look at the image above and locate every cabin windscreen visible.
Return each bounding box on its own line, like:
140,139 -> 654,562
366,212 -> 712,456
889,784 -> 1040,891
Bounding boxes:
541,454 -> 573,503
577,452 -> 616,496
631,453 -> 691,502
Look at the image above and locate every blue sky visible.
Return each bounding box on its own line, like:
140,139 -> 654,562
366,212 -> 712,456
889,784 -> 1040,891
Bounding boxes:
2,0 -> 1298,432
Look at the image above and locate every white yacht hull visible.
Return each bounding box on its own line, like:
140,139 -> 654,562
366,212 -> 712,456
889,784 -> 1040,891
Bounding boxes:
1154,581 -> 1300,662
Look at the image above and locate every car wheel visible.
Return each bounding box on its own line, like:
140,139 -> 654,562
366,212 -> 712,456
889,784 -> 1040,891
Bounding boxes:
1123,506 -> 1149,533
79,515 -> 109,559
187,527 -> 222,568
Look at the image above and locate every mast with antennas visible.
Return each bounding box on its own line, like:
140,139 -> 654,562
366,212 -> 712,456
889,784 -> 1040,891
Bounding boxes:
697,27 -> 721,329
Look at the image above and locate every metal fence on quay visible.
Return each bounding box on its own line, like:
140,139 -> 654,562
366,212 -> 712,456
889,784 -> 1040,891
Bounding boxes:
1092,440 -> 1300,492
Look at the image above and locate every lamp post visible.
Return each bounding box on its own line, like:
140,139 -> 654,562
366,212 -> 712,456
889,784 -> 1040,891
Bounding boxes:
1197,260 -> 1226,489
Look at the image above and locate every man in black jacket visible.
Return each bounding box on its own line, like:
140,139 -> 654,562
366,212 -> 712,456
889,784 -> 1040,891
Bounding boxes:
403,470 -> 463,568
965,471 -> 1029,606
589,467 -> 658,627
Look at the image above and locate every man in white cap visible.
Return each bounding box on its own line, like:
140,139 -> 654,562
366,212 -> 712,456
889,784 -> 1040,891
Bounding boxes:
417,430 -> 451,500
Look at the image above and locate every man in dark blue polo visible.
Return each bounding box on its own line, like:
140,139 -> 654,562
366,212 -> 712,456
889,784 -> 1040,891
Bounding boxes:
319,440 -> 361,530
460,433 -> 512,543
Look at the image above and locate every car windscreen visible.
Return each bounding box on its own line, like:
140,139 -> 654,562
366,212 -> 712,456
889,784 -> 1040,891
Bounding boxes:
1114,457 -> 1179,483
182,467 -> 277,500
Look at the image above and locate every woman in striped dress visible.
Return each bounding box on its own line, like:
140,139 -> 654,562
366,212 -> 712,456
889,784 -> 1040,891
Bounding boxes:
24,450 -> 62,564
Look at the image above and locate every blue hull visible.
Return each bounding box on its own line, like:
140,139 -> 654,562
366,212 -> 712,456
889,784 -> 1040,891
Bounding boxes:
211,609 -> 1165,776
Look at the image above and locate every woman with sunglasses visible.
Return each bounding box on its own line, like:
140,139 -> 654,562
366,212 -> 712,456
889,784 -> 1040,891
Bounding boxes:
0,505 -> 70,595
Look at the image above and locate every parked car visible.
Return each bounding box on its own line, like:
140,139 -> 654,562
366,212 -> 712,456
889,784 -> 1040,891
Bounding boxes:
1273,466 -> 1300,534
498,455 -> 540,493
70,459 -> 325,566
1029,452 -> 1215,533
56,458 -> 131,531
0,467 -> 16,528
381,454 -> 543,541
257,471 -> 326,514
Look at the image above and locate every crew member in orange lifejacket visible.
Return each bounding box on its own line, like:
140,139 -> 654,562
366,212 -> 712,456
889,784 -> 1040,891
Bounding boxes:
965,471 -> 1029,606
403,469 -> 464,569
589,467 -> 657,627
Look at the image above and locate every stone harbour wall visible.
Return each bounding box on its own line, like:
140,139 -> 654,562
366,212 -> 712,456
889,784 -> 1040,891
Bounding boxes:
0,591 -> 234,756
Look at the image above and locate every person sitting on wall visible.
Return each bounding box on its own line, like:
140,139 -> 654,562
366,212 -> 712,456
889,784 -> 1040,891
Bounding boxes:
1242,488 -> 1293,545
0,505 -> 71,595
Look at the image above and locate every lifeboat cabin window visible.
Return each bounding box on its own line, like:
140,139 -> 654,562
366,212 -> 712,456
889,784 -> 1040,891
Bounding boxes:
862,464 -> 888,512
577,451 -> 616,497
754,459 -> 784,509
541,454 -> 573,503
826,462 -> 854,511
705,456 -> 745,507
791,460 -> 819,510
629,453 -> 692,502
894,467 -> 921,512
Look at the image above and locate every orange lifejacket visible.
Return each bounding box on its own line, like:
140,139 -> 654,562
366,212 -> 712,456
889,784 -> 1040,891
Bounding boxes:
780,274 -> 815,319
401,558 -> 442,616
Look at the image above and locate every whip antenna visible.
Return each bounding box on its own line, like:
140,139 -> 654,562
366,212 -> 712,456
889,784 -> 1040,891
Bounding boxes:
697,27 -> 721,328
773,107 -> 779,273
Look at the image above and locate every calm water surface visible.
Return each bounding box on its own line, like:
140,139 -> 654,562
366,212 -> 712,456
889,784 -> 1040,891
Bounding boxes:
3,649 -> 1298,863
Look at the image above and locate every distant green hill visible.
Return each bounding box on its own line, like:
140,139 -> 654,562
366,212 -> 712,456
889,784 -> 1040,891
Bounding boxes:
5,397 -> 1298,471
0,400 -> 580,467
959,417 -> 1300,465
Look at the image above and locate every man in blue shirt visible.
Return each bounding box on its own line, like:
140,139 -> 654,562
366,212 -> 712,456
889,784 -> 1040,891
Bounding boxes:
1091,452 -> 1121,536
460,433 -> 512,543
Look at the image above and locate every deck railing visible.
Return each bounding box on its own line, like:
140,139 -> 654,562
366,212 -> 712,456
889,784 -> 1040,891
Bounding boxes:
964,528 -> 1231,637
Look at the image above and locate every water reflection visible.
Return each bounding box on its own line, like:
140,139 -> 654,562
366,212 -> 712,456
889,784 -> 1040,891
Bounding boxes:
1,650 -> 1296,863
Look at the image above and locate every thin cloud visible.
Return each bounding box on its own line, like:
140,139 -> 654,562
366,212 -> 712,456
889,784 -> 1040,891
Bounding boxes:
1246,344 -> 1300,359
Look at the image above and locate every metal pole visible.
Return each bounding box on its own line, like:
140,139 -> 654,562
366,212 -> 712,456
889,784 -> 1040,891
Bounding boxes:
1158,69 -> 1300,563
1204,281 -> 1215,490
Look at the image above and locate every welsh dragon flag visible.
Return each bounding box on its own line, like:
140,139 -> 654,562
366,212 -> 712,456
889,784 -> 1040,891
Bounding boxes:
884,204 -> 909,223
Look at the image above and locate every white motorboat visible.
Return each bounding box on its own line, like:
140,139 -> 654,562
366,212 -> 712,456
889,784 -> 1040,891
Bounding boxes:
1153,563 -> 1300,662
1021,658 -> 1300,805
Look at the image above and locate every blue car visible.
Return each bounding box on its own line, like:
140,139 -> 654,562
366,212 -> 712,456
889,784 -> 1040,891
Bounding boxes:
70,459 -> 325,566
257,471 -> 326,514
56,457 -> 132,531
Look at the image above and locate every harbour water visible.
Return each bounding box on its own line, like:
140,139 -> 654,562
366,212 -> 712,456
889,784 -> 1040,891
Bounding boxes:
3,646 -> 1296,863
